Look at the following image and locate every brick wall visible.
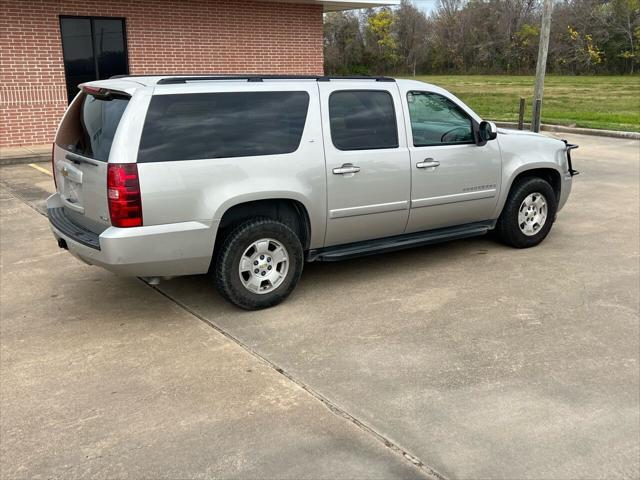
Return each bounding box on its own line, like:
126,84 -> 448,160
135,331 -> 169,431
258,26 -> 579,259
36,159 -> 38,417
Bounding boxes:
0,0 -> 324,147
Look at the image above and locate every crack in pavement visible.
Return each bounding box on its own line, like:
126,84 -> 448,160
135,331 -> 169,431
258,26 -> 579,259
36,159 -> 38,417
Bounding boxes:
2,183 -> 447,480
145,280 -> 448,480
0,180 -> 48,215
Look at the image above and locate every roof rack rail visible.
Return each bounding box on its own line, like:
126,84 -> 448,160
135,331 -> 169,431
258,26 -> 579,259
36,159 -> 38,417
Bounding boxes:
109,73 -> 223,80
109,74 -> 193,79
110,73 -> 245,79
317,75 -> 395,83
155,75 -> 396,85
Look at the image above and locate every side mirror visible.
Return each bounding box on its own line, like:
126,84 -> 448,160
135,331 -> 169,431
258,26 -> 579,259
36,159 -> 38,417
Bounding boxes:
477,121 -> 497,146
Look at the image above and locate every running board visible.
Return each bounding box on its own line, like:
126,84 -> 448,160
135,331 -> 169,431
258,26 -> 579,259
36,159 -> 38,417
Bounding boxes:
307,221 -> 495,262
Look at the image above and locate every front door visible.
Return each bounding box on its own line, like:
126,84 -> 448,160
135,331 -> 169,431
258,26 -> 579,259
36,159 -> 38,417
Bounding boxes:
401,90 -> 502,233
318,84 -> 411,247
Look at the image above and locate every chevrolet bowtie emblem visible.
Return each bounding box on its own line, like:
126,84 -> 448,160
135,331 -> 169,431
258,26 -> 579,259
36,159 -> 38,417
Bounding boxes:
62,167 -> 69,177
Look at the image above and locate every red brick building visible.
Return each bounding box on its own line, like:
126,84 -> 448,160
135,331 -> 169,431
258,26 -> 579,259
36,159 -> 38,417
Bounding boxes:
0,0 -> 394,147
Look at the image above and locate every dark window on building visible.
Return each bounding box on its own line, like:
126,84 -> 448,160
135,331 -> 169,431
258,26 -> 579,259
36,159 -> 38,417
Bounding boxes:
59,16 -> 128,103
55,92 -> 130,161
138,91 -> 310,163
329,90 -> 398,151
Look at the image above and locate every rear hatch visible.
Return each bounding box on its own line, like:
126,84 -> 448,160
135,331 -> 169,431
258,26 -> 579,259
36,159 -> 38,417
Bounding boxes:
53,87 -> 130,233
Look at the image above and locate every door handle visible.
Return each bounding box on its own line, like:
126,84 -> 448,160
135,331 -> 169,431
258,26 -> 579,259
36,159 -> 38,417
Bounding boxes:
416,158 -> 440,169
332,164 -> 361,175
65,153 -> 98,167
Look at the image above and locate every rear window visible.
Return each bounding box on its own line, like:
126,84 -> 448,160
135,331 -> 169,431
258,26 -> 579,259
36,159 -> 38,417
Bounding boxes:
137,91 -> 310,163
55,91 -> 129,161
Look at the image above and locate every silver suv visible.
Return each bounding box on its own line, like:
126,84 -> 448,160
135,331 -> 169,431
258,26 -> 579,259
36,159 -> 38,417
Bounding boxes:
48,75 -> 578,310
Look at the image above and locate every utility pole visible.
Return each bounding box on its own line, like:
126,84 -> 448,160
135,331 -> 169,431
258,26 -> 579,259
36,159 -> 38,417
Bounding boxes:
532,0 -> 553,132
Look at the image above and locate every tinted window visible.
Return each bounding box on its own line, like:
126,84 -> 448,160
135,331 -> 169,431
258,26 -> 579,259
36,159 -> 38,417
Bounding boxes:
60,17 -> 128,103
407,91 -> 474,146
60,18 -> 95,103
329,90 -> 398,150
138,91 -> 310,163
93,19 -> 128,81
55,92 -> 129,161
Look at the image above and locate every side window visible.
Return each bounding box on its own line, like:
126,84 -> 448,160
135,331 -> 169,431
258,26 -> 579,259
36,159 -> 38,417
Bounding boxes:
329,90 -> 398,150
407,91 -> 474,147
137,91 -> 310,162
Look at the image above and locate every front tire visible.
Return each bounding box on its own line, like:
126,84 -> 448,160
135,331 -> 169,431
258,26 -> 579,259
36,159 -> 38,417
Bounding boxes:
496,177 -> 557,248
214,218 -> 303,310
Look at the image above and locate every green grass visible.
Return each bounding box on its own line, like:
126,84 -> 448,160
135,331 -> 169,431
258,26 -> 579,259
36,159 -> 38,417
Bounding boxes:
408,75 -> 640,132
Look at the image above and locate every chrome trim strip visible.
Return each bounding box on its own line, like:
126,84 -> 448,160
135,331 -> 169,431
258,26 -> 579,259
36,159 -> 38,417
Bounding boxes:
411,189 -> 497,208
329,200 -> 409,219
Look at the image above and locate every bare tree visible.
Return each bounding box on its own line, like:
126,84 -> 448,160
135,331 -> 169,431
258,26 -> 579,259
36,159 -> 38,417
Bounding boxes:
322,0 -> 639,75
394,0 -> 429,75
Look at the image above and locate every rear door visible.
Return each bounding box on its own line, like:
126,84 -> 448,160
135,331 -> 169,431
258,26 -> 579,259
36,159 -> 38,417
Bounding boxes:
318,82 -> 411,247
54,88 -> 130,233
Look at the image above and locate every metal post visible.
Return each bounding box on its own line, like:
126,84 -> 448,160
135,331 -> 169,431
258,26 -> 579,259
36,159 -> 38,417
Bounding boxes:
532,0 -> 553,132
518,97 -> 526,130
532,99 -> 542,133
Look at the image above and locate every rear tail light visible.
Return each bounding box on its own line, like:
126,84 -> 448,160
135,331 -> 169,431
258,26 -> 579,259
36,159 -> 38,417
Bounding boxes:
107,163 -> 143,227
51,142 -> 57,188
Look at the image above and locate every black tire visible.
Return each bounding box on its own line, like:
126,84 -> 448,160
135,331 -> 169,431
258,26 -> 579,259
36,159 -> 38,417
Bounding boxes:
496,177 -> 557,248
213,217 -> 303,310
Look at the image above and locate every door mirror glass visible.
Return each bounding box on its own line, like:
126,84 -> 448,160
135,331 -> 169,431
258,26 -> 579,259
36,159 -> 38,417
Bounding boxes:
477,121 -> 497,145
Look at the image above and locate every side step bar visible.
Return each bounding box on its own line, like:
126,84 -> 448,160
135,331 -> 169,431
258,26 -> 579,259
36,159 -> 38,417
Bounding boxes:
307,221 -> 495,262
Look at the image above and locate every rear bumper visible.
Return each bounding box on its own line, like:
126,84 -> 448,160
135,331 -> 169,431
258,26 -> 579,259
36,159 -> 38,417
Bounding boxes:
47,193 -> 216,277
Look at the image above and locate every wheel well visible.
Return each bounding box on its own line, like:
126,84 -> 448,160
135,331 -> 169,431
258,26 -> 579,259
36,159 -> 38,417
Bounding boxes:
511,168 -> 561,201
216,199 -> 311,250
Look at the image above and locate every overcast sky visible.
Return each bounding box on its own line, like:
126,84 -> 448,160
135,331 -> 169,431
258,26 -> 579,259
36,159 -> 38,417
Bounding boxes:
408,0 -> 439,14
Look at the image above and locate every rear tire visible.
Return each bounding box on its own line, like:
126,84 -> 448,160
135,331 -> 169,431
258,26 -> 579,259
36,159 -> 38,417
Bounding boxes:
496,177 -> 557,248
213,217 -> 303,310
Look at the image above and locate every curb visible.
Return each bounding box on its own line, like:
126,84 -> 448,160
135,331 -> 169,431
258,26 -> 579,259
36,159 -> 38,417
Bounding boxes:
493,121 -> 640,140
0,153 -> 51,166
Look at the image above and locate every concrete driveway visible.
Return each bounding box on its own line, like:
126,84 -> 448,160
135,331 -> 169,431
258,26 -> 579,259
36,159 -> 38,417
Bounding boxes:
1,133 -> 638,479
